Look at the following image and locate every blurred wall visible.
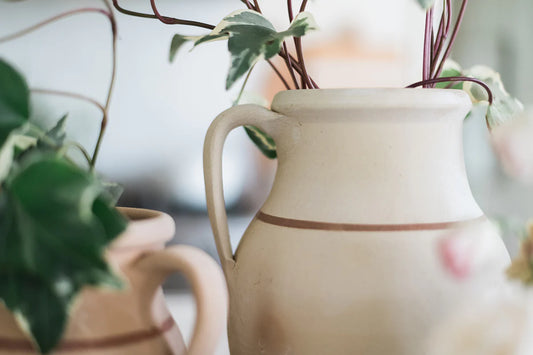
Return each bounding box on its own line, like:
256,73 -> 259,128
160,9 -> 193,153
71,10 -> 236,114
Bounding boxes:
453,0 -> 533,241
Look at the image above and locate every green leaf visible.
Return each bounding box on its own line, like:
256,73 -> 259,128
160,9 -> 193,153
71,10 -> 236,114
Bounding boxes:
169,34 -> 194,62
436,59 -> 464,90
462,66 -> 523,128
0,131 -> 36,183
223,11 -> 317,89
0,155 -> 127,353
171,9 -> 318,89
244,125 -> 277,159
0,273 -> 69,355
0,59 -> 31,145
41,115 -> 67,147
100,181 -> 124,206
415,0 -> 437,9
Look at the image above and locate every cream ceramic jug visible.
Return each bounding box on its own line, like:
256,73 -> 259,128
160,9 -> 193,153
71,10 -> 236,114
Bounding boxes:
204,89 -> 510,355
0,208 -> 227,355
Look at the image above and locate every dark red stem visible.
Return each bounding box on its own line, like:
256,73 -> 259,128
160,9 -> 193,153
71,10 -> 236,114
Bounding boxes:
431,0 -> 452,77
283,42 -> 299,89
422,7 -> 434,87
288,0 -> 294,21
433,0 -> 468,80
406,76 -> 493,105
267,60 -> 291,90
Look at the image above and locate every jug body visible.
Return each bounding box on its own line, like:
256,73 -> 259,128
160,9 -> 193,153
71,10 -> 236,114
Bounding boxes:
0,208 -> 227,355
204,89 -> 510,355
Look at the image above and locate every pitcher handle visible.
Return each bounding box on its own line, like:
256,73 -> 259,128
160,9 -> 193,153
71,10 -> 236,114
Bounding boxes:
203,104 -> 284,275
136,245 -> 228,355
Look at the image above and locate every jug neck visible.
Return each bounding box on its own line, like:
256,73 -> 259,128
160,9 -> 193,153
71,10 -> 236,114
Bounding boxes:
261,89 -> 482,224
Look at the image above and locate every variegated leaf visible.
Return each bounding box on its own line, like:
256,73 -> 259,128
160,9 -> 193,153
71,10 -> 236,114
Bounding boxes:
244,125 -> 277,159
436,59 -> 464,90
169,10 -> 318,89
463,66 -> 523,128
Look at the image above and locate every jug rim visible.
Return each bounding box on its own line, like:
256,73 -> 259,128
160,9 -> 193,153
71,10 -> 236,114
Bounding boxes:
271,88 -> 471,115
110,207 -> 175,250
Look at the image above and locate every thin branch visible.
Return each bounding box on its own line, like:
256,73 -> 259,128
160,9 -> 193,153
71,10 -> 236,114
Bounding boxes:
422,7 -> 434,87
241,0 -> 254,10
64,141 -> 93,166
282,42 -> 299,89
431,0 -> 452,78
112,0 -> 158,19
0,8 -> 111,44
433,0 -> 468,80
300,0 -> 309,12
253,0 -> 262,12
235,65 -> 255,105
91,0 -> 117,168
288,0 -> 295,22
406,76 -> 493,105
31,88 -> 106,114
280,49 -> 319,88
267,60 -> 291,90
112,0 -> 214,29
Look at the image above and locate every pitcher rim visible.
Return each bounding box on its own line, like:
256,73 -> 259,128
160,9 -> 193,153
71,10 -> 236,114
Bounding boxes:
110,207 -> 175,250
271,88 -> 471,114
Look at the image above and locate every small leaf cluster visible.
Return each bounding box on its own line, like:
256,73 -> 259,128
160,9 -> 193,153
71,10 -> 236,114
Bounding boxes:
0,58 -> 127,354
438,60 -> 524,128
169,9 -> 317,90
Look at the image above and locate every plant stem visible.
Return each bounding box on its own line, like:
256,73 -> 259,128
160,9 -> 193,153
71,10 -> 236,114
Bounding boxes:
293,0 -> 313,89
253,0 -> 262,12
112,0 -> 214,29
283,42 -> 299,89
288,0 -> 294,21
235,66 -> 255,105
112,0 -> 158,19
267,60 -> 291,90
0,5 -> 116,169
433,0 -> 468,80
64,141 -> 93,166
422,7 -> 434,87
0,8 -> 112,44
149,0 -> 214,29
31,89 -> 106,114
406,76 -> 493,105
281,50 -> 320,88
91,0 -> 117,169
299,0 -> 309,12
431,0 -> 452,78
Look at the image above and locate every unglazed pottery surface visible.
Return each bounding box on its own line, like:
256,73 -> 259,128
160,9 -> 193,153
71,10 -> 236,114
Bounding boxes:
204,89 -> 510,355
0,208 -> 227,355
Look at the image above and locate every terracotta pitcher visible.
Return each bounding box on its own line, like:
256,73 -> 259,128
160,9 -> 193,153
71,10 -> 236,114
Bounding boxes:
204,89 -> 510,355
0,207 -> 227,355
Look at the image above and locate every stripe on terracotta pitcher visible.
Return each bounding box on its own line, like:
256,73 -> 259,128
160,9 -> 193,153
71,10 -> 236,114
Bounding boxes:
0,316 -> 174,352
256,211 -> 486,232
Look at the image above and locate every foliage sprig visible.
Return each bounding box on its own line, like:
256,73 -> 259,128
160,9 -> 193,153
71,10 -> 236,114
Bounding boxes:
0,1 -> 126,353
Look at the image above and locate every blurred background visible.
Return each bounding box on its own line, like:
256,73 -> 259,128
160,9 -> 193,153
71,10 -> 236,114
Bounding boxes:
1,0 -> 532,352
1,0 -> 532,281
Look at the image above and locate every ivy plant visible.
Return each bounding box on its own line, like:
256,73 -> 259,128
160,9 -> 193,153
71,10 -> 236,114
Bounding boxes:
113,0 -> 523,158
0,1 -> 126,352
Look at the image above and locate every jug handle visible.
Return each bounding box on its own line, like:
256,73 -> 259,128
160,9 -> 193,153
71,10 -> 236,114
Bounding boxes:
135,245 -> 228,355
204,104 -> 284,275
